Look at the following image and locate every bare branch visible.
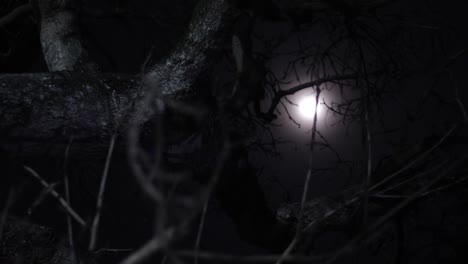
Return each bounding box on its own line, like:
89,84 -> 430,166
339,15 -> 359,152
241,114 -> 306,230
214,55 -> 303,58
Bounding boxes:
323,156 -> 468,264
193,199 -> 209,264
265,73 -> 360,118
144,0 -> 236,97
23,165 -> 86,227
89,134 -> 117,251
276,88 -> 321,264
63,137 -> 78,264
0,4 -> 32,28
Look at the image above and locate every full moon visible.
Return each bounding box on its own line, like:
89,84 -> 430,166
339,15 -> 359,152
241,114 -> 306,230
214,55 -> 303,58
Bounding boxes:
298,96 -> 317,119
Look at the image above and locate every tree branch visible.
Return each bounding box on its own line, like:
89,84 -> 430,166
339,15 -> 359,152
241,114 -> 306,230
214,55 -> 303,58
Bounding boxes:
144,0 -> 236,97
0,0 -> 238,156
38,0 -> 99,72
0,72 -> 137,155
265,73 -> 359,118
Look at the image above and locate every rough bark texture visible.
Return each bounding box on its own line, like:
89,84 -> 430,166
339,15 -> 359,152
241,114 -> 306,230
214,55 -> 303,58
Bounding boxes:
0,217 -> 75,264
38,0 -> 99,72
145,0 -> 236,97
1,0 -> 354,154
276,188 -> 362,235
0,72 -> 138,155
0,0 -> 237,156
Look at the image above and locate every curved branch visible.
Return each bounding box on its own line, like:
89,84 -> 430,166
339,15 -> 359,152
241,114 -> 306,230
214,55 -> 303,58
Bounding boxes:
265,73 -> 359,118
144,0 -> 237,97
0,72 -> 136,155
38,0 -> 99,72
0,0 -> 239,156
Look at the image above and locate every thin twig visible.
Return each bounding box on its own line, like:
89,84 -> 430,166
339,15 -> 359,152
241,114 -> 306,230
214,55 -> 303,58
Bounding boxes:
267,73 -> 359,117
372,173 -> 468,199
369,124 -> 457,191
24,166 -> 86,226
121,142 -> 232,264
375,159 -> 449,195
0,188 -> 15,244
194,199 -> 209,264
141,46 -> 155,72
63,136 -> 78,263
298,125 -> 457,234
447,69 -> 468,123
89,134 -> 117,251
120,228 -> 176,264
276,88 -> 320,264
362,88 -> 372,228
94,248 -> 133,254
27,182 -> 60,216
275,169 -> 311,264
323,156 -> 467,264
176,250 -> 328,263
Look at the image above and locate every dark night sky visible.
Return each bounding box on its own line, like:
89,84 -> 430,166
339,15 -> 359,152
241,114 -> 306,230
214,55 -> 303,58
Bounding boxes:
248,0 -> 468,202
203,0 -> 468,258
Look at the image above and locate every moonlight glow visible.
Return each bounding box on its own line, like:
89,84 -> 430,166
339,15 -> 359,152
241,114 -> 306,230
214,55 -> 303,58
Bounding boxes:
298,96 -> 317,119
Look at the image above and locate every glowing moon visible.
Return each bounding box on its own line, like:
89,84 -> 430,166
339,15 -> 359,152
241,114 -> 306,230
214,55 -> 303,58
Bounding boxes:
298,96 -> 317,119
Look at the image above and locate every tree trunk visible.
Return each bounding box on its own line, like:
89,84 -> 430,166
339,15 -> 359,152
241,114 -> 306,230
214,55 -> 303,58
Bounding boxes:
0,0 -> 237,157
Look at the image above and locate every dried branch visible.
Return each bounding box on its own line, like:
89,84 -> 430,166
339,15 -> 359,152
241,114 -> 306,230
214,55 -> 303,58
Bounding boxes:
276,88 -> 321,264
323,155 -> 468,264
193,199 -> 209,264
89,134 -> 117,251
265,73 -> 360,118
370,124 -> 458,191
63,137 -> 77,263
23,165 -> 86,227
120,227 -> 176,264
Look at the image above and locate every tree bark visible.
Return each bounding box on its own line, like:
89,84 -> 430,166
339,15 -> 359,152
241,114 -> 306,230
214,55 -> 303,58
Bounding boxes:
0,72 -> 137,155
0,0 -> 237,156
38,0 -> 99,72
